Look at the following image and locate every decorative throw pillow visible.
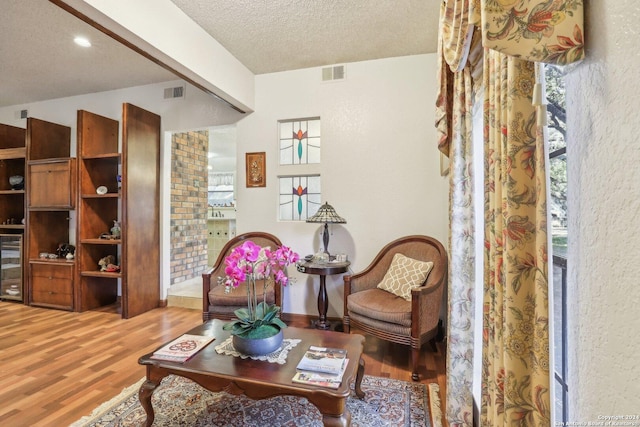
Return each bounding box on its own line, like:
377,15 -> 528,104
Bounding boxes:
377,253 -> 434,301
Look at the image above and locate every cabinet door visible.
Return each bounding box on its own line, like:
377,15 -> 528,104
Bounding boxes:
30,262 -> 73,310
28,159 -> 76,208
0,235 -> 23,301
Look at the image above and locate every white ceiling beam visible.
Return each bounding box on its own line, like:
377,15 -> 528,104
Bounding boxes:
54,0 -> 255,113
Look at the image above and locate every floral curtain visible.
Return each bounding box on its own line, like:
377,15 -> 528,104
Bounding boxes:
436,1 -> 581,425
481,50 -> 550,426
436,2 -> 477,426
445,64 -> 477,427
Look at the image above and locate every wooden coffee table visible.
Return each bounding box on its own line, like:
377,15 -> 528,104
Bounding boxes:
138,320 -> 366,426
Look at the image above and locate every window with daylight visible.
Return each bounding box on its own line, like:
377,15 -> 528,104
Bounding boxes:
545,64 -> 569,426
278,175 -> 321,221
279,117 -> 321,165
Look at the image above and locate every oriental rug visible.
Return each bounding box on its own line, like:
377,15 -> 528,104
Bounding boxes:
71,375 -> 440,426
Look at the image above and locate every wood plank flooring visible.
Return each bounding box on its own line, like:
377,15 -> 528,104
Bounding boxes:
0,302 -> 446,426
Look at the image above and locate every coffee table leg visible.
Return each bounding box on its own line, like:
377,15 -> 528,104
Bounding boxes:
138,378 -> 159,427
355,357 -> 365,399
322,408 -> 351,427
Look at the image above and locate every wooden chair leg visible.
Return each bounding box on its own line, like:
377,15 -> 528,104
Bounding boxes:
342,317 -> 350,333
411,346 -> 420,381
429,338 -> 438,353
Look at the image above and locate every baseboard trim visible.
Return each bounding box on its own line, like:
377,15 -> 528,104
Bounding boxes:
281,312 -> 343,329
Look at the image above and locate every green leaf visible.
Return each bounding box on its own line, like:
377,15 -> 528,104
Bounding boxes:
271,317 -> 287,329
234,307 -> 251,320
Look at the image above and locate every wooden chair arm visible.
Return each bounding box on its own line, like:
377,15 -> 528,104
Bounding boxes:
411,271 -> 447,338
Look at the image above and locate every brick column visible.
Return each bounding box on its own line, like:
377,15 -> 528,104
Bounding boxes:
170,131 -> 209,285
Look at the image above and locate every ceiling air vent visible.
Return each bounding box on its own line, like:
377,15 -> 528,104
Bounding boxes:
164,85 -> 185,99
322,65 -> 345,82
14,109 -> 28,119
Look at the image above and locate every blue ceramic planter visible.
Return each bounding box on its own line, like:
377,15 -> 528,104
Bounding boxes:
232,329 -> 283,356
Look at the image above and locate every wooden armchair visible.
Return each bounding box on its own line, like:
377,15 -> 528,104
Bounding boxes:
342,235 -> 447,381
202,232 -> 283,322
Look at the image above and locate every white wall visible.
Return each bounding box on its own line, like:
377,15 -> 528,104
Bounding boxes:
565,0 -> 640,418
0,80 -> 244,298
235,54 -> 449,317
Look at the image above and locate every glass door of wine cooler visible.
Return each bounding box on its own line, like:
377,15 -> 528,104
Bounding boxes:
0,234 -> 22,301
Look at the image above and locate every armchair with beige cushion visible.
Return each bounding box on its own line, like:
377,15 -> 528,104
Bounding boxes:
202,232 -> 283,322
342,235 -> 447,381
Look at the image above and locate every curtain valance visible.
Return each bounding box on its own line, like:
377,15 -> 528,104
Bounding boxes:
437,0 -> 583,157
481,0 -> 584,65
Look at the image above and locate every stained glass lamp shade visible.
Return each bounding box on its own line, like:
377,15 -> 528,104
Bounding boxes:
306,202 -> 346,255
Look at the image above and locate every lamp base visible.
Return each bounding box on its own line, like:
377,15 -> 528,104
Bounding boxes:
322,223 -> 330,256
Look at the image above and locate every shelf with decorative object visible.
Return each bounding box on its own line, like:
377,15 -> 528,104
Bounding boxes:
0,124 -> 27,235
76,110 -> 120,312
76,105 -> 160,318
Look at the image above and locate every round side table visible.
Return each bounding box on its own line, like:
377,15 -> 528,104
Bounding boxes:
296,261 -> 350,330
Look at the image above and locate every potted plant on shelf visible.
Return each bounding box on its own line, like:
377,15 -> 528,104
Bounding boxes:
221,240 -> 299,355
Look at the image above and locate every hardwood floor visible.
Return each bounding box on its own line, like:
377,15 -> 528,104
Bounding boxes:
0,302 -> 446,426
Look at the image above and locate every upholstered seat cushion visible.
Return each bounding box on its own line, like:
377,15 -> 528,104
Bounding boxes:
346,288 -> 412,327
209,281 -> 275,307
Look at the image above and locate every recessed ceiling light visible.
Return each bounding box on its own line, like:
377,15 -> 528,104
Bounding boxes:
74,36 -> 92,47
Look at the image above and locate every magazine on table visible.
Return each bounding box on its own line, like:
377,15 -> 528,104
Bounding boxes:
292,358 -> 350,389
150,334 -> 215,363
295,346 -> 347,375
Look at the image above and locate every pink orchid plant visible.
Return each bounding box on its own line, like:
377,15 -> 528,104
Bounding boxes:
221,241 -> 299,338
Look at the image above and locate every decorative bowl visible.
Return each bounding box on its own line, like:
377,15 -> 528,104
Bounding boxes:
232,330 -> 283,356
9,175 -> 24,190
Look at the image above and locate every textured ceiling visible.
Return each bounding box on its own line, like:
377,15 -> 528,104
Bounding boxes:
0,0 -> 176,108
1,0 -> 440,108
169,0 -> 440,74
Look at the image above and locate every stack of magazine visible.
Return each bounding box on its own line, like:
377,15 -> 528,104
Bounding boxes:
150,334 -> 215,363
293,346 -> 349,389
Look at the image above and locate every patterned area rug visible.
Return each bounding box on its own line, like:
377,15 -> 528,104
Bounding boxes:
71,374 -> 433,426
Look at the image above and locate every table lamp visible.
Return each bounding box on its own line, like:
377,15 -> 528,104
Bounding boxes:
306,202 -> 346,256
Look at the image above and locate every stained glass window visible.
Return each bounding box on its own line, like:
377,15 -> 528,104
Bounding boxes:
278,175 -> 321,221
279,118 -> 321,165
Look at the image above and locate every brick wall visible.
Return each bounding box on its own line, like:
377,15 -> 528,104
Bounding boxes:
170,131 -> 208,285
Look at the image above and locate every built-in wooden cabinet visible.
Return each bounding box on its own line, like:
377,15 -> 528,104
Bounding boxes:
0,124 -> 26,302
25,118 -> 75,310
76,109 -> 121,312
1,105 -> 159,317
77,104 -> 160,318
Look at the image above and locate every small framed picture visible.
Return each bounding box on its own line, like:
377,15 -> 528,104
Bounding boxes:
246,152 -> 266,187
